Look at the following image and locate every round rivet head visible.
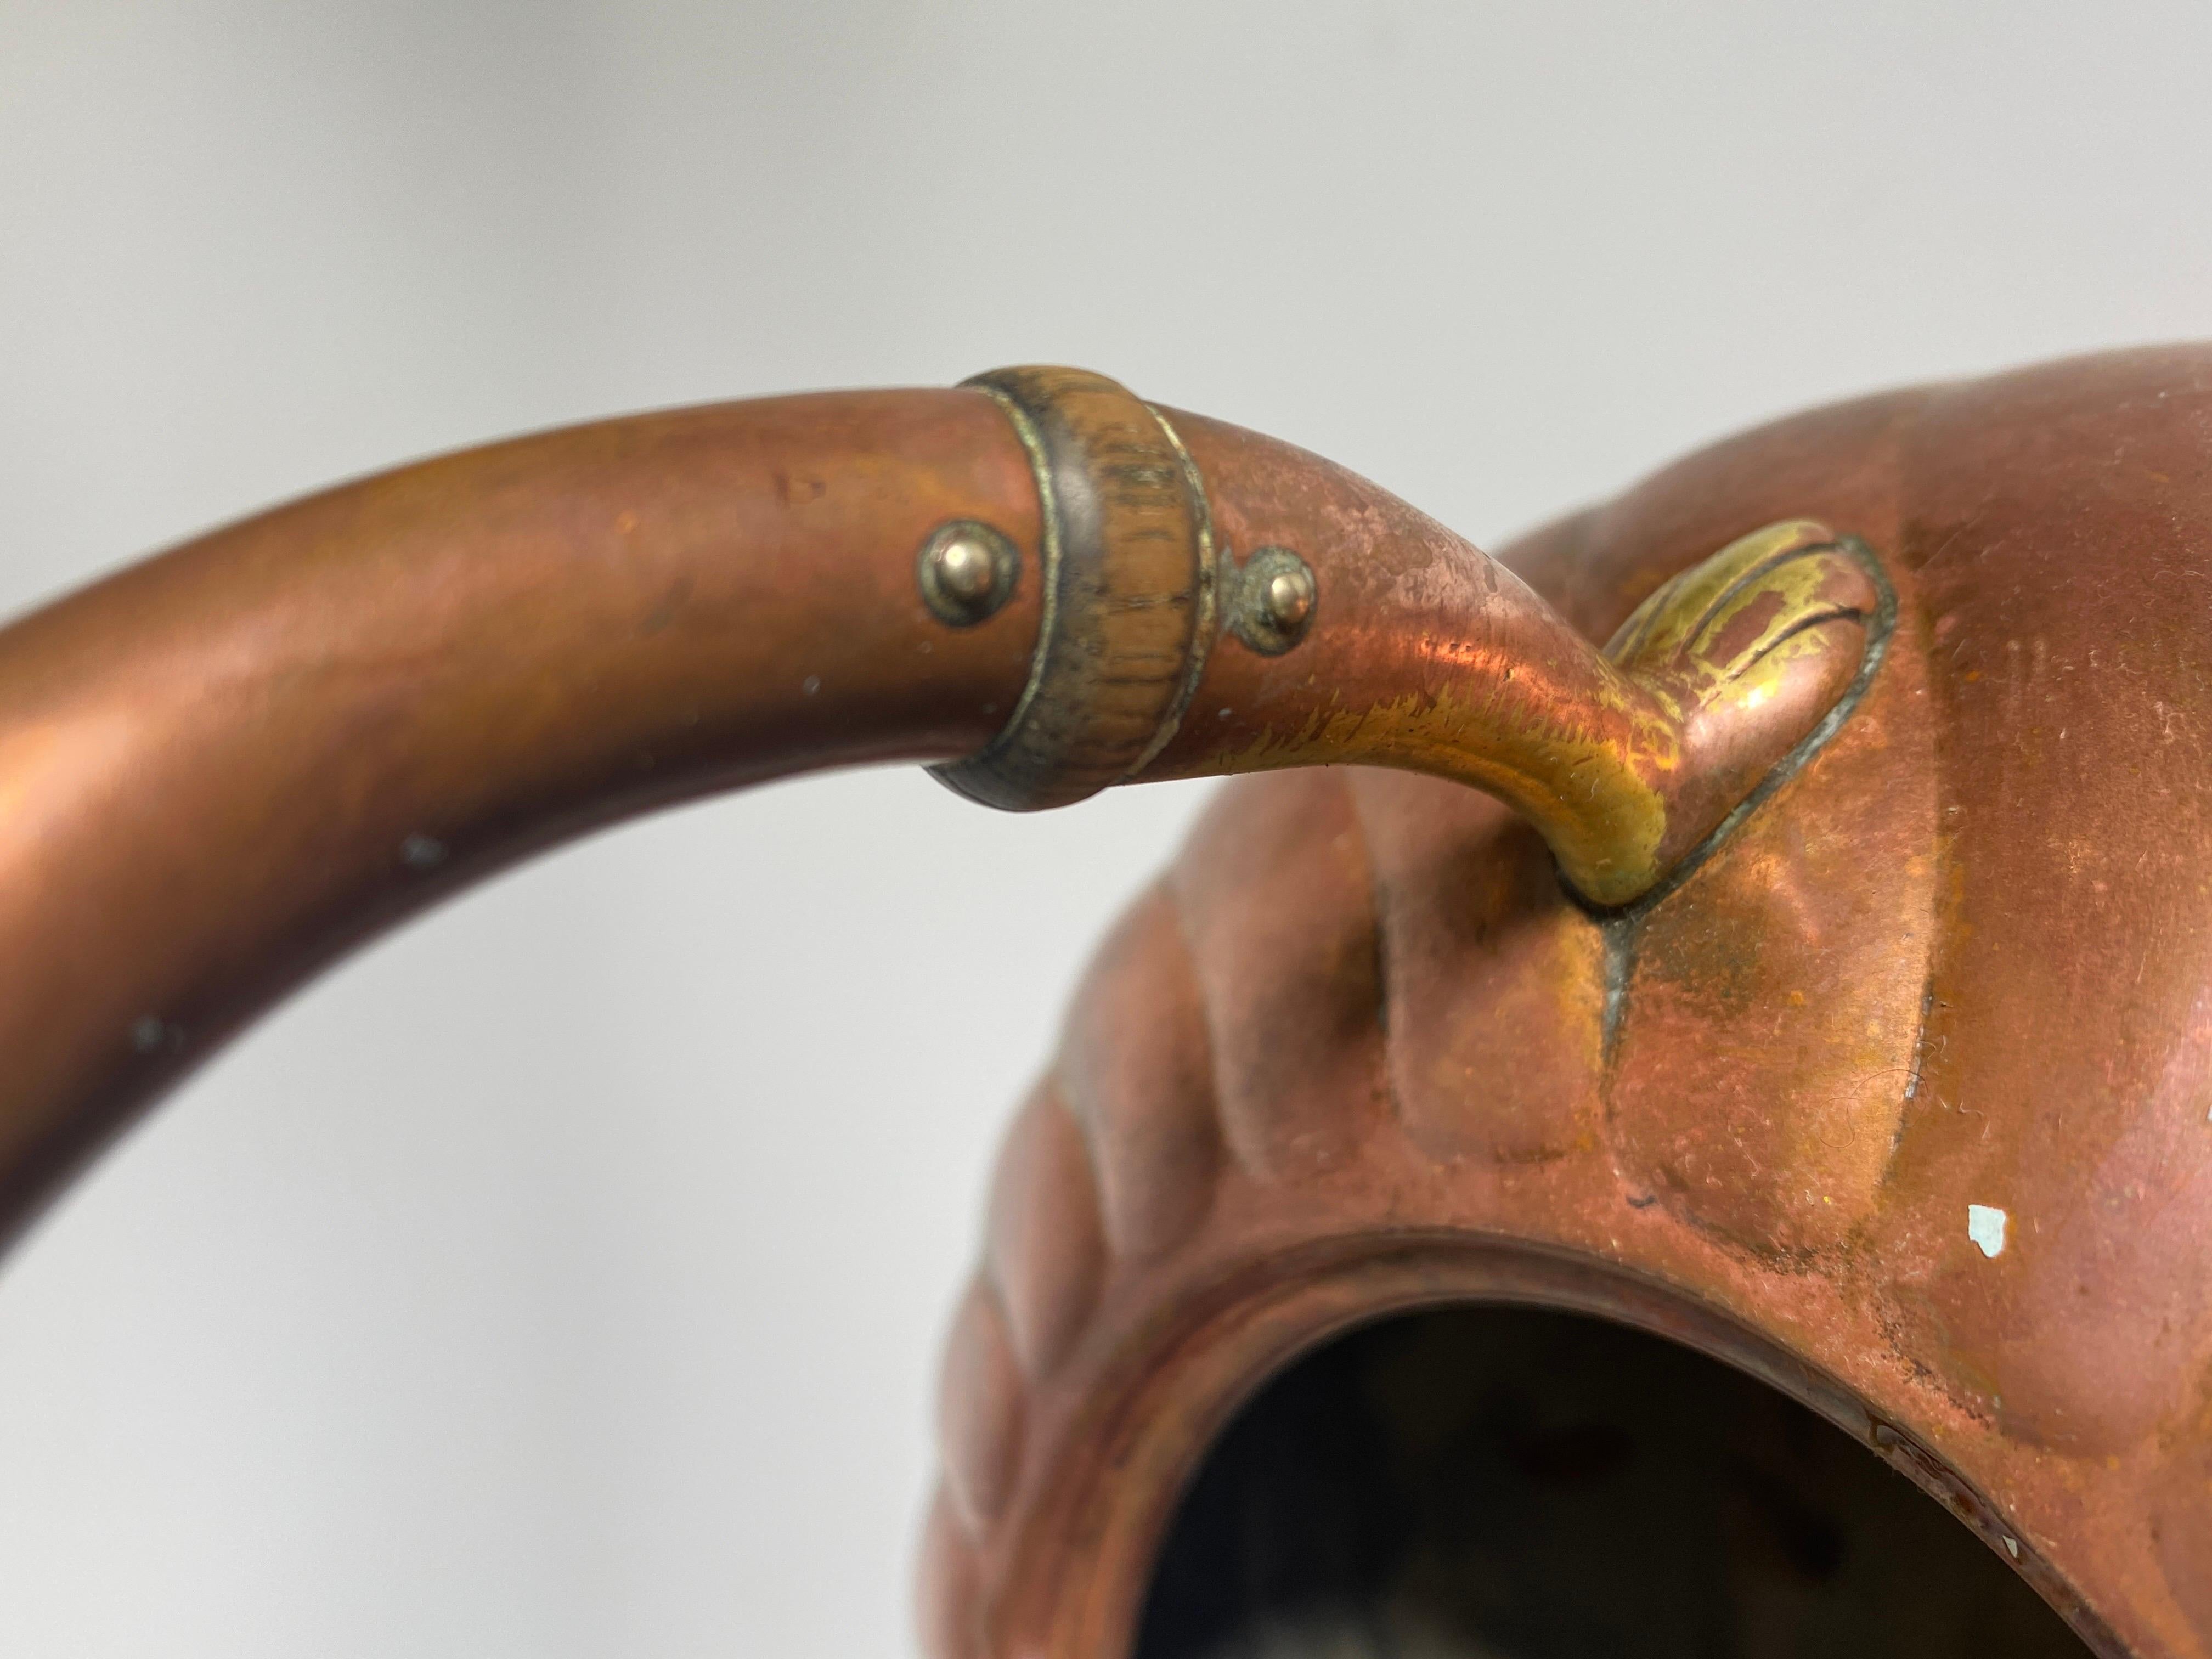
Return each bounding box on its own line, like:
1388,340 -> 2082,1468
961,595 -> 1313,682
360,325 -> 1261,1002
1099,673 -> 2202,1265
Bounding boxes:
936,535 -> 997,602
1228,545 -> 1318,654
1263,565 -> 1316,632
918,520 -> 1019,627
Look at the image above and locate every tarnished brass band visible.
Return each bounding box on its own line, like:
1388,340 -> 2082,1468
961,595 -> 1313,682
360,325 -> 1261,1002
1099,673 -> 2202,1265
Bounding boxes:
930,366 -> 1215,811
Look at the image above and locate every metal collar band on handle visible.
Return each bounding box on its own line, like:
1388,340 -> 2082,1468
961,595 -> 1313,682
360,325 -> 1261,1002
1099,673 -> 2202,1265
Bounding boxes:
930,367 -> 1219,812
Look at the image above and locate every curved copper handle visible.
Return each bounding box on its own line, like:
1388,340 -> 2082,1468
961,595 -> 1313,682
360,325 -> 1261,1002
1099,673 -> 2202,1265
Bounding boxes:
986,370 -> 1882,890
0,368 -> 1877,1244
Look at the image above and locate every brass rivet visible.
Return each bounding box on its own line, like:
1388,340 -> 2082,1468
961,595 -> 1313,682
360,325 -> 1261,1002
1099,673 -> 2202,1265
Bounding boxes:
1228,546 -> 1317,655
918,520 -> 1019,627
936,534 -> 997,602
1263,566 -> 1316,632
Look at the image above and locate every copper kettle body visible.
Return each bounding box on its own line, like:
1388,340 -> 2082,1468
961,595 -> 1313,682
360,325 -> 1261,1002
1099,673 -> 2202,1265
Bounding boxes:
1,348 -> 2207,1657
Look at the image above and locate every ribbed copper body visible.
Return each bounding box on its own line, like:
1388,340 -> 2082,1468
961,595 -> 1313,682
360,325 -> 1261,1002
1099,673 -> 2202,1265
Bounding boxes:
924,348 -> 2212,1659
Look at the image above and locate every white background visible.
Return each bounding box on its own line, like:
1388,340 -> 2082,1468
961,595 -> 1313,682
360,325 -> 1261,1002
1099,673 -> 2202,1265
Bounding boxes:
4,4 -> 2210,1654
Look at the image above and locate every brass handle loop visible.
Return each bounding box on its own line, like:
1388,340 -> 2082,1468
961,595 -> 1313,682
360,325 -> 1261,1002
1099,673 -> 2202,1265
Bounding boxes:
930,368 -> 1216,811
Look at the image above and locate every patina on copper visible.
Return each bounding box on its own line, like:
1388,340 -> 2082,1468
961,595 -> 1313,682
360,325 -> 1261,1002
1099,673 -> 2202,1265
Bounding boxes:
0,350 -> 2205,1656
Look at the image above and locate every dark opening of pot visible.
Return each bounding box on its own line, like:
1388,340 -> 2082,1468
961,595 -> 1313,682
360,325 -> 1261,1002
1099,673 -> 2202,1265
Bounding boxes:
1135,1306 -> 2089,1659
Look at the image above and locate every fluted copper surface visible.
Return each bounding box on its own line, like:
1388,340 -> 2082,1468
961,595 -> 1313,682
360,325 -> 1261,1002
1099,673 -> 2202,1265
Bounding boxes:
926,348 -> 2212,1659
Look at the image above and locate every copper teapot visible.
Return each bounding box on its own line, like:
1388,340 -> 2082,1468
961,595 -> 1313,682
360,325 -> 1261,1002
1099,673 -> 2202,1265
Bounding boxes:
2,348 -> 2205,1657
